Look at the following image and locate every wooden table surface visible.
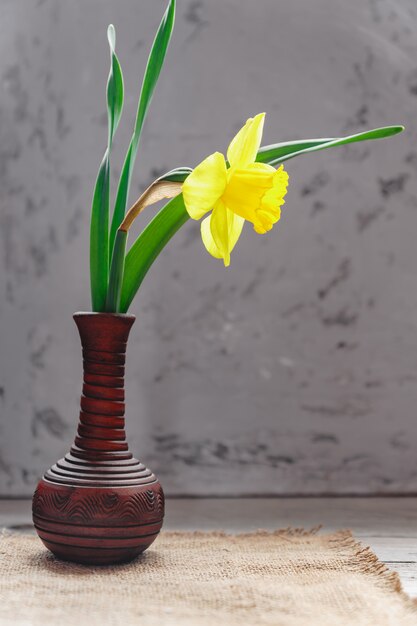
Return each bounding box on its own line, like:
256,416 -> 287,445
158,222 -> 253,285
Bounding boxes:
1,497 -> 416,598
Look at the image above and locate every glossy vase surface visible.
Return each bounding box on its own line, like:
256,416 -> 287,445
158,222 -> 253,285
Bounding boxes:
32,312 -> 164,565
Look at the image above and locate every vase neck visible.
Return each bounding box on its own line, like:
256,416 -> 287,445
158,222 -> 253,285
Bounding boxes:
71,313 -> 136,462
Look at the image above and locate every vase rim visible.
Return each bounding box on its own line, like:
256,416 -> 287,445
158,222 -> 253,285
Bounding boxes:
73,311 -> 136,320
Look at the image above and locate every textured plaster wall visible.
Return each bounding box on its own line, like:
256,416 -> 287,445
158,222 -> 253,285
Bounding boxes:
0,0 -> 417,496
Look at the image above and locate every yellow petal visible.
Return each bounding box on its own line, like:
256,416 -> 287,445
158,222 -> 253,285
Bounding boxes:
201,215 -> 222,259
227,113 -> 265,170
227,210 -> 245,252
182,152 -> 227,220
223,163 -> 289,234
201,202 -> 245,266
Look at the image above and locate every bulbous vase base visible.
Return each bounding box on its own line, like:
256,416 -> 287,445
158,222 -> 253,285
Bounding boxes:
33,472 -> 164,565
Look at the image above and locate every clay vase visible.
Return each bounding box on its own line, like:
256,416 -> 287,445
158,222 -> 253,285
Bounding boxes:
32,312 -> 164,565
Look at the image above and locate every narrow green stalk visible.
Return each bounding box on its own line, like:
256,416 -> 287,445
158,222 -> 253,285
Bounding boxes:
105,230 -> 128,312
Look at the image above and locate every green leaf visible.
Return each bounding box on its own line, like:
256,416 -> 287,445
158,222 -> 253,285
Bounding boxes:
90,25 -> 124,311
160,166 -> 193,182
109,0 -> 176,258
106,229 -> 128,312
119,193 -> 188,313
256,138 -> 334,164
263,126 -> 404,167
90,156 -> 110,311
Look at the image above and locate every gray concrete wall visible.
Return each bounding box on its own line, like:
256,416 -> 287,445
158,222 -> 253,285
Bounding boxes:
0,0 -> 416,496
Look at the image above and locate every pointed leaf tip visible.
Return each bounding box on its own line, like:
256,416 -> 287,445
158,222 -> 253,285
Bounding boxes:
107,24 -> 116,50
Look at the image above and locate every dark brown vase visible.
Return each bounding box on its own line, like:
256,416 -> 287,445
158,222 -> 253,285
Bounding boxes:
32,312 -> 164,565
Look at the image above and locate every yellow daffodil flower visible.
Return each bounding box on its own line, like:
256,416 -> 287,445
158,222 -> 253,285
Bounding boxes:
182,113 -> 289,266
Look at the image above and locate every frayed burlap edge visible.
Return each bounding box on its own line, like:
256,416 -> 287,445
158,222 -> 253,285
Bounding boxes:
157,527 -> 417,613
327,529 -> 417,612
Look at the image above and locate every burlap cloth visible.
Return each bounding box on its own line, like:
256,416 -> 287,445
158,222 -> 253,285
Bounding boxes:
0,529 -> 416,626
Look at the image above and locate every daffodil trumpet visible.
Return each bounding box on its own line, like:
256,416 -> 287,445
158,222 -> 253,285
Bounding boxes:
91,0 -> 404,314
